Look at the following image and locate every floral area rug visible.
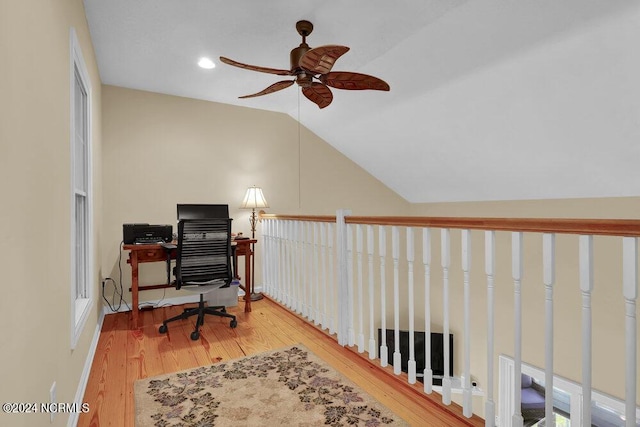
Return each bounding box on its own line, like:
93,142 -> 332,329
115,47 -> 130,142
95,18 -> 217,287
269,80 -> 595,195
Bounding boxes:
134,344 -> 409,426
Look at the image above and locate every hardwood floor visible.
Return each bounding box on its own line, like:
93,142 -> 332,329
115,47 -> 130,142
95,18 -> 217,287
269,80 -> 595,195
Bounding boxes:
78,298 -> 484,426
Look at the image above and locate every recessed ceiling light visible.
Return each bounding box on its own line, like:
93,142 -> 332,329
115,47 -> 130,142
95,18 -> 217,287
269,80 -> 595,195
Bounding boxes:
198,57 -> 215,69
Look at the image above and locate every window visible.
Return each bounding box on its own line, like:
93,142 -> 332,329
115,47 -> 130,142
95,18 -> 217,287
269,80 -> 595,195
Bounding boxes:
499,356 -> 637,426
70,28 -> 93,348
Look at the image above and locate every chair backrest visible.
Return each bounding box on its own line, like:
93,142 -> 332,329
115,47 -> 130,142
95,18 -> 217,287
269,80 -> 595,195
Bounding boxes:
175,218 -> 233,288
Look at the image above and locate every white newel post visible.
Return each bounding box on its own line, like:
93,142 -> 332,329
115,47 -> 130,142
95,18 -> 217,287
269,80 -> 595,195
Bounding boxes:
423,228 -> 433,394
392,226 -> 402,375
336,209 -> 351,346
485,231 -> 496,427
357,224 -> 365,352
622,237 -> 638,427
543,233 -> 556,427
579,235 -> 593,427
368,225 -> 377,359
379,226 -> 388,367
407,227 -> 417,384
512,232 -> 524,427
462,229 -> 472,417
441,228 -> 452,404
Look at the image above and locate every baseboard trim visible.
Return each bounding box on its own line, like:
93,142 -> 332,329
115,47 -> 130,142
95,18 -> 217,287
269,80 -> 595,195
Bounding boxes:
68,308 -> 105,427
101,294 -> 201,316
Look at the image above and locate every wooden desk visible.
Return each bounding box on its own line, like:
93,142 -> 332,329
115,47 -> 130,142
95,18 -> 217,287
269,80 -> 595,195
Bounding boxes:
123,239 -> 256,329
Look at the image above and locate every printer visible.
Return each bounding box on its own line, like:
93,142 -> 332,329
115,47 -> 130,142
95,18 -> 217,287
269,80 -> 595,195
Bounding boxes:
123,223 -> 173,245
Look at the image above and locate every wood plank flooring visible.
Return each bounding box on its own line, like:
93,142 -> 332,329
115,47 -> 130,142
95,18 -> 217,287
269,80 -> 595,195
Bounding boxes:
78,298 -> 484,426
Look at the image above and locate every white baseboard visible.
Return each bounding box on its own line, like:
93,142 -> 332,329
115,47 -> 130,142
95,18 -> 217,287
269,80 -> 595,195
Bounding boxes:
68,308 -> 105,427
101,294 -> 201,316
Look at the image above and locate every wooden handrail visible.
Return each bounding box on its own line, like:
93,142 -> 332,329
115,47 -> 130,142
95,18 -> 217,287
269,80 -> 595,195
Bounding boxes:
259,213 -> 336,223
259,212 -> 640,237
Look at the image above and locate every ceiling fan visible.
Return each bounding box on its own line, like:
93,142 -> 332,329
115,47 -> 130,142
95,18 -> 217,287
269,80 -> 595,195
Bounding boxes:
219,20 -> 390,109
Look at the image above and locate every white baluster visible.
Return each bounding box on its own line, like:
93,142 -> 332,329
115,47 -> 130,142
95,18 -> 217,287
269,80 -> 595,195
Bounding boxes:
307,221 -> 314,319
392,226 -> 402,375
622,237 -> 638,427
407,227 -> 417,384
314,222 -> 320,325
485,231 -> 496,427
512,232 -> 524,427
347,223 -> 355,346
379,226 -> 388,367
579,235 -> 593,427
281,221 -> 287,308
267,220 -> 274,296
544,233 -> 556,427
328,222 -> 335,335
423,228 -> 433,394
321,222 -> 328,329
357,224 -> 365,352
261,219 -> 268,295
462,229 -> 472,417
300,221 -> 307,317
368,225 -> 376,359
278,220 -> 285,303
274,221 -> 281,302
287,221 -> 305,313
282,221 -> 298,311
442,228 -> 452,404
283,221 -> 290,307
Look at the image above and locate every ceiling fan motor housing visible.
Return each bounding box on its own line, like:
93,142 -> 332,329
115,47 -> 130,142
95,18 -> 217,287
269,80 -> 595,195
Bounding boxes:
291,44 -> 313,87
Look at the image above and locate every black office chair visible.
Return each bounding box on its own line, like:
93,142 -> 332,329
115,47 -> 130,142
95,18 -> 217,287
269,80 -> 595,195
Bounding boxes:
159,218 -> 237,340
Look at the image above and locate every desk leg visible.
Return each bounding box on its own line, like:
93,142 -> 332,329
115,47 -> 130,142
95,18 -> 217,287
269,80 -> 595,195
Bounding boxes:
244,249 -> 252,313
131,252 -> 140,329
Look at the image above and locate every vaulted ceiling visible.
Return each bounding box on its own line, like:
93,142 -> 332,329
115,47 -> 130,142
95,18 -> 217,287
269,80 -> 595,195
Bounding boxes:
83,1 -> 639,203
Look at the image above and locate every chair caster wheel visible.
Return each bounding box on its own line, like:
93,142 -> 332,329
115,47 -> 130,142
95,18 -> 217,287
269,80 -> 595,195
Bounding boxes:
159,324 -> 167,334
230,319 -> 237,328
190,331 -> 200,340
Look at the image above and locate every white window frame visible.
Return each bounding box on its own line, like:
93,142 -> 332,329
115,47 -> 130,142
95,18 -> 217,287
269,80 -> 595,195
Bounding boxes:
70,28 -> 93,349
498,355 -> 639,426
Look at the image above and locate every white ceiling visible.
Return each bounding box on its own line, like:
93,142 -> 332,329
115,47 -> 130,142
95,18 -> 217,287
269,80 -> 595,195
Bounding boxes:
83,0 -> 640,203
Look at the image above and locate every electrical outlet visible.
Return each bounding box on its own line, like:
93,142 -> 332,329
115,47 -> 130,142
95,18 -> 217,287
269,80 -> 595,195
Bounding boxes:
49,381 -> 56,423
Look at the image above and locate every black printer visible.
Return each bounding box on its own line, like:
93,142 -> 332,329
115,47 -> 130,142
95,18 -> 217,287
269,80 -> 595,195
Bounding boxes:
123,223 -> 173,245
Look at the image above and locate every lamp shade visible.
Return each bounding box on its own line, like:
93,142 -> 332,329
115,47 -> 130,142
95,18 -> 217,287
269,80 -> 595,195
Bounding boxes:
241,186 -> 269,209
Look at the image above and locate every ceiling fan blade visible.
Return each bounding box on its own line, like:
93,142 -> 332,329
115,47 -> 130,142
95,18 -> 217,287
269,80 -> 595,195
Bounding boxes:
238,80 -> 295,99
302,82 -> 333,109
299,45 -> 350,74
219,56 -> 292,76
321,72 -> 390,91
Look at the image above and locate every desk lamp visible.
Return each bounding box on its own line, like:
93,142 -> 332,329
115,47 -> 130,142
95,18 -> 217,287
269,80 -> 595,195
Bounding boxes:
240,186 -> 269,300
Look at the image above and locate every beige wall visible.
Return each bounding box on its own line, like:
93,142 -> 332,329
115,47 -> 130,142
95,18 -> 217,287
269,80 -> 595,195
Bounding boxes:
101,85 -> 410,303
408,198 -> 640,411
0,1 -> 102,426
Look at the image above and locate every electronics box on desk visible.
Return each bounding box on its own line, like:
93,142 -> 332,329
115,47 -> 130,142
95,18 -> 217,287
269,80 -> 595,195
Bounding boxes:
123,223 -> 173,245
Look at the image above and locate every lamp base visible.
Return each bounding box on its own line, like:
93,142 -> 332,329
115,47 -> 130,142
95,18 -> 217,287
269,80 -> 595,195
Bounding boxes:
250,292 -> 264,301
